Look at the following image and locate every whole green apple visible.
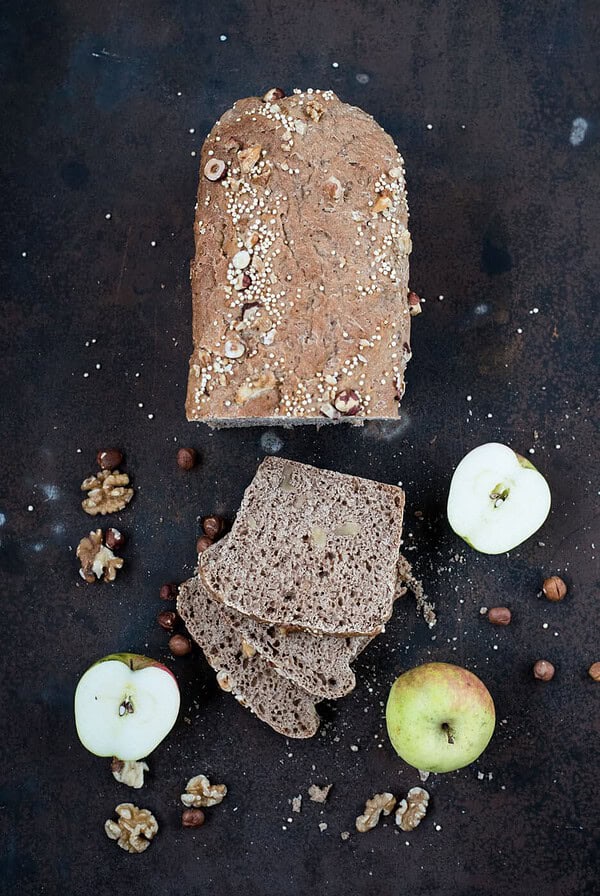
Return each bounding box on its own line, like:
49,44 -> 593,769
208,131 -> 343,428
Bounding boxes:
386,662 -> 495,773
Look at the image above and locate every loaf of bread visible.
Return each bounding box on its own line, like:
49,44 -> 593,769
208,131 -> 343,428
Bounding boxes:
179,578 -> 320,738
186,88 -> 412,426
200,457 -> 405,636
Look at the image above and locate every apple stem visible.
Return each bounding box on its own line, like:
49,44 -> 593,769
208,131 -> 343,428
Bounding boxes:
442,723 -> 455,745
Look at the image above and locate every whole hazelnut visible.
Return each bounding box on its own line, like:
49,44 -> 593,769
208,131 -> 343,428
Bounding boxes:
587,662 -> 600,682
177,447 -> 197,470
182,808 -> 205,828
542,576 -> 567,602
169,634 -> 192,657
202,515 -> 225,540
160,582 -> 178,601
487,607 -> 512,626
533,660 -> 555,681
263,87 -> 286,102
408,291 -> 422,316
97,448 -> 123,470
157,610 -> 178,632
196,535 -> 214,554
105,527 -> 126,550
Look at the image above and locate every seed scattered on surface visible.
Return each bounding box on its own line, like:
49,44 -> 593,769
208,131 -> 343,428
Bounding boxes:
202,515 -> 225,539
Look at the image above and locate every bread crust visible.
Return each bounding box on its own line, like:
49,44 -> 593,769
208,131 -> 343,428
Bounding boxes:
186,89 -> 411,424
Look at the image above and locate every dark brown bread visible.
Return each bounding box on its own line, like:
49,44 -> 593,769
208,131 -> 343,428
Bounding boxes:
179,575 -> 372,699
200,457 -> 405,636
186,88 -> 412,426
178,578 -> 320,738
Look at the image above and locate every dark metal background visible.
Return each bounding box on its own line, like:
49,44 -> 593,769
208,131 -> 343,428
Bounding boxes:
1,1 -> 599,894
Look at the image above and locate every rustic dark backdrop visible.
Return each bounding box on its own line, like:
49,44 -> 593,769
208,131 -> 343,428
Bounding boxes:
1,1 -> 599,894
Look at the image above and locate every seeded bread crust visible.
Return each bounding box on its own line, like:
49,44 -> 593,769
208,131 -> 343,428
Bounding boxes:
186,88 -> 412,425
200,457 -> 405,637
179,578 -> 320,738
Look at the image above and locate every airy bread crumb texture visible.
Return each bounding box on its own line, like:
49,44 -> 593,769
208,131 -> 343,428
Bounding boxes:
200,457 -> 405,636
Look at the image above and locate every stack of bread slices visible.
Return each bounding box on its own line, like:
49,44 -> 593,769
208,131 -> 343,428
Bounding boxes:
178,457 -> 407,738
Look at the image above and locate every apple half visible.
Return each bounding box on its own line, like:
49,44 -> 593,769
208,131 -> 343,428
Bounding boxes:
447,442 -> 551,554
386,662 -> 495,773
74,653 -> 180,761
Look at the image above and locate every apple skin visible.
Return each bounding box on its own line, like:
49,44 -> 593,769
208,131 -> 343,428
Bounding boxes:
447,442 -> 551,554
74,653 -> 180,761
386,662 -> 495,773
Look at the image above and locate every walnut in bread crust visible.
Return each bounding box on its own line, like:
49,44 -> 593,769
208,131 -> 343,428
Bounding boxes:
104,803 -> 158,853
81,470 -> 134,515
395,787 -> 429,831
181,774 -> 227,808
76,529 -> 123,582
355,792 -> 396,833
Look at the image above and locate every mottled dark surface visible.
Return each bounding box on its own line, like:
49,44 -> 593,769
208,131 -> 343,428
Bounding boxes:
1,2 -> 599,894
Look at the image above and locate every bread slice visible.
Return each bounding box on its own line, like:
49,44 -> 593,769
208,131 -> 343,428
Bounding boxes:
200,457 -> 405,636
179,575 -> 372,700
186,88 -> 412,426
178,577 -> 320,738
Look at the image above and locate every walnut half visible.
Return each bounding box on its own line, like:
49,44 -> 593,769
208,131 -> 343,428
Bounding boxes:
76,529 -> 123,583
355,792 -> 396,833
81,469 -> 134,516
181,774 -> 227,808
395,787 -> 430,831
104,803 -> 158,853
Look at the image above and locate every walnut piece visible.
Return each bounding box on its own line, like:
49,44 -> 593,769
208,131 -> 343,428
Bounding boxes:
181,774 -> 227,808
81,469 -> 134,516
104,803 -> 158,853
308,783 -> 332,804
111,758 -> 149,789
355,792 -> 396,833
395,787 -> 430,831
76,529 -> 124,583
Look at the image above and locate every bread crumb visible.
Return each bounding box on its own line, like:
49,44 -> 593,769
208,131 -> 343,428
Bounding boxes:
291,795 -> 302,813
318,822 -> 328,832
308,784 -> 332,803
340,831 -> 350,840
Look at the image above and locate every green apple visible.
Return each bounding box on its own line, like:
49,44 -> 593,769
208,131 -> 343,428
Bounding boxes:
386,662 -> 495,773
447,442 -> 551,554
74,653 -> 180,761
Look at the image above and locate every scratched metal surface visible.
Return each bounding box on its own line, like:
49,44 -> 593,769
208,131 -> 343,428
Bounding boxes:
0,1 -> 599,894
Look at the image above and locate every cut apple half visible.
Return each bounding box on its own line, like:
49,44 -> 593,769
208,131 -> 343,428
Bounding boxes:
447,442 -> 551,554
74,653 -> 180,761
